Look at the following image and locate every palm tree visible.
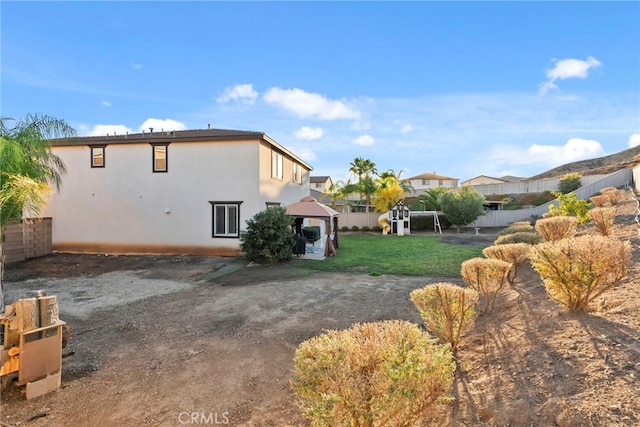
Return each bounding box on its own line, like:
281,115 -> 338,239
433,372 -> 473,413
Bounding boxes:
349,157 -> 378,212
378,169 -> 415,194
0,114 -> 76,312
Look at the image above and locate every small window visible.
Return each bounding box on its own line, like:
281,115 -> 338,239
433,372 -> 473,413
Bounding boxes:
422,179 -> 428,185
271,150 -> 283,180
91,146 -> 105,168
266,202 -> 281,209
210,201 -> 242,238
438,179 -> 444,186
152,144 -> 168,172
292,163 -> 302,184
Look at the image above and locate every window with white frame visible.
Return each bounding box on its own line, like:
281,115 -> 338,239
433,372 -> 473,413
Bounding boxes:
210,201 -> 242,238
271,150 -> 283,180
292,163 -> 302,184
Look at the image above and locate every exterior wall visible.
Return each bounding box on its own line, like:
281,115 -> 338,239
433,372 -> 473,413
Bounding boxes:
4,218 -> 53,263
408,179 -> 458,195
633,165 -> 640,192
471,174 -> 608,196
43,139 -> 310,256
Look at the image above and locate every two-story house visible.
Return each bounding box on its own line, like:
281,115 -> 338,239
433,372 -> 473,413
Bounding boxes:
42,128 -> 312,256
406,172 -> 458,196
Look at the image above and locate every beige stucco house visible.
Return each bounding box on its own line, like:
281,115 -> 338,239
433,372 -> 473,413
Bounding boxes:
310,175 -> 333,193
42,128 -> 312,256
460,175 -> 509,186
406,172 -> 458,195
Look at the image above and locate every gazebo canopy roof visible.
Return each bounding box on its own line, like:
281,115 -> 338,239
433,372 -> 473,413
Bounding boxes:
286,196 -> 339,219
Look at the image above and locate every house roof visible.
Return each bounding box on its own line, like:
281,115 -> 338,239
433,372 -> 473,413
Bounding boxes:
50,128 -> 313,170
460,175 -> 508,184
310,176 -> 331,183
286,196 -> 339,219
407,172 -> 458,181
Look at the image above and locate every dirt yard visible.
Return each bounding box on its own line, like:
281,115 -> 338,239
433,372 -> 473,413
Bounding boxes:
1,191 -> 639,427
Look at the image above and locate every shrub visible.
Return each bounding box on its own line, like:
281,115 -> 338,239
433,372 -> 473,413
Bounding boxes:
361,225 -> 371,232
351,225 -> 360,232
590,194 -> 608,207
534,216 -> 577,242
558,172 -> 582,194
410,283 -> 478,352
602,188 -> 625,206
588,207 -> 616,236
291,320 -> 455,427
529,235 -> 631,311
494,231 -> 542,245
498,223 -> 534,236
340,226 -> 350,232
482,243 -> 531,285
440,186 -> 486,233
240,207 -> 294,264
548,191 -> 592,224
460,258 -> 511,313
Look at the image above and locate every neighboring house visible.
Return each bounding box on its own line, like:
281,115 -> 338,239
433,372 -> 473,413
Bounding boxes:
461,175 -> 509,186
310,175 -> 333,193
42,128 -> 312,256
406,172 -> 458,195
461,175 -> 522,186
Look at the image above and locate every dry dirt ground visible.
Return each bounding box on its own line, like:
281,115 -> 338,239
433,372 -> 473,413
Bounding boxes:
1,191 -> 639,427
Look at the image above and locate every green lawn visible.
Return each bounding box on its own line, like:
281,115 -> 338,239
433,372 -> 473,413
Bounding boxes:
304,234 -> 487,277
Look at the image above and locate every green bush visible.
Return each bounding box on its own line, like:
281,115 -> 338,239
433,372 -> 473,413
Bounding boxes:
558,173 -> 582,194
548,191 -> 592,224
351,225 -> 360,232
240,207 -> 294,264
494,231 -> 542,245
340,226 -> 350,232
529,236 -> 631,310
410,283 -> 478,352
361,225 -> 371,232
410,214 -> 451,231
292,320 -> 455,427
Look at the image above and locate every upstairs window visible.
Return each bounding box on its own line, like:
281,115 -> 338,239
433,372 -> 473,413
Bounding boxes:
271,150 -> 283,180
152,144 -> 168,172
90,146 -> 105,168
292,163 -> 302,184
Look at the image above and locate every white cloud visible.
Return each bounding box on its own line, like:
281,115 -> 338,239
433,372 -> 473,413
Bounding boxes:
628,133 -> 640,148
539,56 -> 602,95
101,101 -> 112,108
352,134 -> 375,146
86,124 -> 133,136
216,84 -> 258,105
293,146 -> 318,162
263,87 -> 361,120
400,124 -> 413,134
138,118 -> 187,132
294,126 -> 323,140
527,138 -> 604,162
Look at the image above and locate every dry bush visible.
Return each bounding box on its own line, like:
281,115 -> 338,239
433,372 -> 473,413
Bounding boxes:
588,207 -> 616,236
534,216 -> 577,241
601,188 -> 625,206
292,320 -> 455,427
494,231 -> 542,245
482,243 -> 532,285
590,194 -> 608,207
410,283 -> 479,352
498,223 -> 534,236
529,235 -> 631,311
460,258 -> 511,313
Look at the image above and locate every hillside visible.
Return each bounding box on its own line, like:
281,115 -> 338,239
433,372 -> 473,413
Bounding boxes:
526,145 -> 640,180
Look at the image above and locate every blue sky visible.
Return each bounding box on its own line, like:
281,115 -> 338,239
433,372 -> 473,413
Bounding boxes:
2,1 -> 639,183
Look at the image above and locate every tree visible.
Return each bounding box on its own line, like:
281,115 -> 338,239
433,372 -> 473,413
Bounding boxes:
327,179 -> 358,209
440,186 -> 486,233
349,157 -> 378,212
377,169 -> 414,194
418,187 -> 449,211
373,186 -> 405,212
0,114 -> 77,313
557,173 -> 582,194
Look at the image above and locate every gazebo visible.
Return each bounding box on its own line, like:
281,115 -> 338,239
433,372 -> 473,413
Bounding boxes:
285,196 -> 340,257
